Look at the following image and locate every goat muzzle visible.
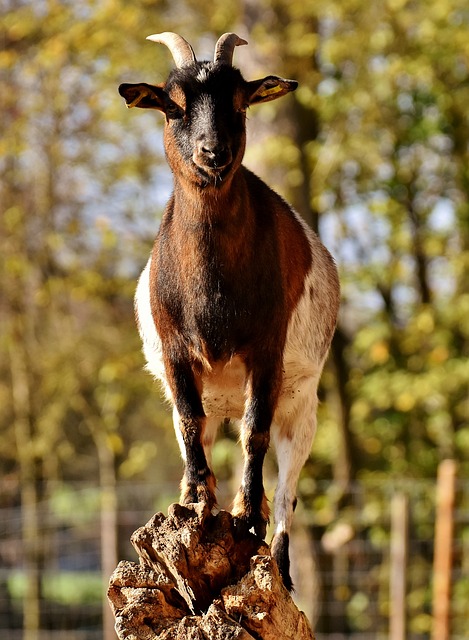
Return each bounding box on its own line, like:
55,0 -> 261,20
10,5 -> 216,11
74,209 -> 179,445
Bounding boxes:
193,140 -> 233,175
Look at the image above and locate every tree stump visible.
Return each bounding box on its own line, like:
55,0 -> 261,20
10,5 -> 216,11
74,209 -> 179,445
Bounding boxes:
107,502 -> 315,640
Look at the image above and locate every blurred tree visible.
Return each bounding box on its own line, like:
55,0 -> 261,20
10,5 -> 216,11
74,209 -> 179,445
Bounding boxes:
2,0 -> 469,637
0,1 -> 181,636
233,0 -> 469,479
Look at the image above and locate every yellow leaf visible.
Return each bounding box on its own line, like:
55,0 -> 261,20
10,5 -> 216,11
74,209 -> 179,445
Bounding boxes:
395,392 -> 415,412
370,341 -> 389,364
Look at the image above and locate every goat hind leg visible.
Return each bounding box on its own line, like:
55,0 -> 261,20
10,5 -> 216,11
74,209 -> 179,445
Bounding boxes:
271,399 -> 318,591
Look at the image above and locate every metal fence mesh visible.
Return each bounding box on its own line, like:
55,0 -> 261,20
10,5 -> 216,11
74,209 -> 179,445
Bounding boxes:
1,478 -> 468,639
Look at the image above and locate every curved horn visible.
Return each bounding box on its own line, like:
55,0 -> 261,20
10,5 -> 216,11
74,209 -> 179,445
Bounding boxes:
146,32 -> 197,68
214,33 -> 248,65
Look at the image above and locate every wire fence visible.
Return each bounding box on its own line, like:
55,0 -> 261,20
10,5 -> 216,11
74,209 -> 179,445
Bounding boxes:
1,475 -> 468,639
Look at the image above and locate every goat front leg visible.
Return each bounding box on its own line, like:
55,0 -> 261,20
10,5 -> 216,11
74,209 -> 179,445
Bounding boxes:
165,351 -> 217,510
232,361 -> 282,539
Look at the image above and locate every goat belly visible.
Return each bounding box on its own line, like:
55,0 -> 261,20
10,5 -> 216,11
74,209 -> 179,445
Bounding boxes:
200,357 -> 247,419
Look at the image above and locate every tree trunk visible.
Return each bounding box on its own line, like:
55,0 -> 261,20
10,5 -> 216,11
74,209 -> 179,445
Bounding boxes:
107,502 -> 315,640
9,335 -> 43,640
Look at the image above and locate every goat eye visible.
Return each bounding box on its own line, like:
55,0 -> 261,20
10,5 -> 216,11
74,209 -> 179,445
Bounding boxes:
166,104 -> 183,119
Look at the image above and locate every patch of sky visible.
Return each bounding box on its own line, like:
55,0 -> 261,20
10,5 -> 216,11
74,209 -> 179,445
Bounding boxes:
318,78 -> 339,97
428,198 -> 455,232
320,201 -> 392,268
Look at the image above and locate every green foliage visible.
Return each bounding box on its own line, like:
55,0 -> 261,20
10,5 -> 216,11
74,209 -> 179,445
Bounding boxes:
0,0 -> 182,490
2,0 -> 469,635
8,571 -> 103,606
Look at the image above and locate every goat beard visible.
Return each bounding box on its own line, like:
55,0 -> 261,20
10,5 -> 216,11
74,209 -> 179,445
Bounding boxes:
192,162 -> 232,188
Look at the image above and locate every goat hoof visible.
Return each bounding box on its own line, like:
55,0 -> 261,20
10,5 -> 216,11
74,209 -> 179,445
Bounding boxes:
180,486 -> 198,504
232,489 -> 269,539
232,514 -> 268,540
271,532 -> 293,591
180,478 -> 217,510
253,518 -> 267,539
232,516 -> 250,537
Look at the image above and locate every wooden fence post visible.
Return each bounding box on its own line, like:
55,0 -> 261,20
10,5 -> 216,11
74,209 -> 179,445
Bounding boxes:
432,459 -> 457,640
389,492 -> 408,640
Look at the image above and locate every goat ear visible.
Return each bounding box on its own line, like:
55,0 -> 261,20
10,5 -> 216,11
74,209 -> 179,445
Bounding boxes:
118,82 -> 169,110
247,76 -> 298,105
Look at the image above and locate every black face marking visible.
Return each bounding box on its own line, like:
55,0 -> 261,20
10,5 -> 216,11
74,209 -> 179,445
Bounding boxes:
164,64 -> 247,187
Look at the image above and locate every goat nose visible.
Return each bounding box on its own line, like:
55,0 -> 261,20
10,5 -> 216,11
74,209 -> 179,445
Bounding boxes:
196,140 -> 232,168
201,146 -> 216,159
198,140 -> 223,157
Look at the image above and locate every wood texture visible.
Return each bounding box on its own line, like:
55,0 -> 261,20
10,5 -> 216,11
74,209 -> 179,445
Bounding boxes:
107,502 -> 315,640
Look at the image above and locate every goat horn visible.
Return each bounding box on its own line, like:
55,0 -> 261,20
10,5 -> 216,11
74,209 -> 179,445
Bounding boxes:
146,32 -> 197,68
214,33 -> 248,65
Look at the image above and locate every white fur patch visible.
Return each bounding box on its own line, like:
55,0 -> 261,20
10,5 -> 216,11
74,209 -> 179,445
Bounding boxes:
196,67 -> 210,82
134,256 -> 170,399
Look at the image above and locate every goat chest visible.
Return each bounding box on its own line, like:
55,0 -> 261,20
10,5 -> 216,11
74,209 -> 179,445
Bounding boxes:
148,213 -> 287,363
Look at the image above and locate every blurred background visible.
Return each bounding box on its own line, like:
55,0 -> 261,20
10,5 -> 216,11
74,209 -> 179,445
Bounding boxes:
1,0 -> 468,638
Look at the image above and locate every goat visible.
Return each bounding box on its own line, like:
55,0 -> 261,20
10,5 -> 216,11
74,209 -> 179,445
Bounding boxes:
119,32 -> 340,591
